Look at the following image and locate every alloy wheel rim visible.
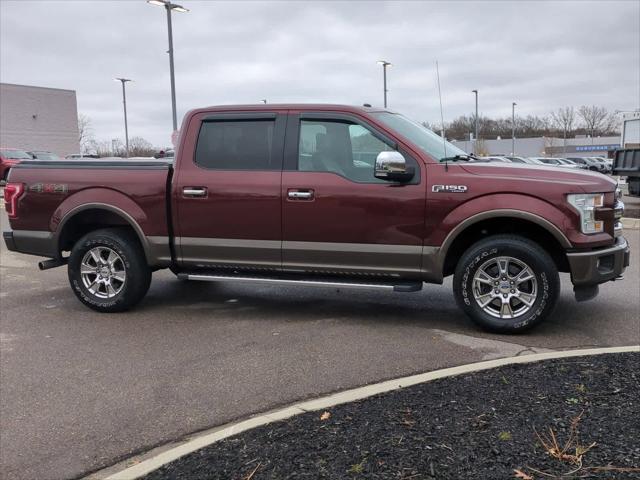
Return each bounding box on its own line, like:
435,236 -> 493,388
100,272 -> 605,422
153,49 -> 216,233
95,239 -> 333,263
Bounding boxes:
472,256 -> 538,319
80,247 -> 126,299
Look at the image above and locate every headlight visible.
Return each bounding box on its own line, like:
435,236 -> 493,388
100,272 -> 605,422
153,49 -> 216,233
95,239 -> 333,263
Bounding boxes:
567,193 -> 605,234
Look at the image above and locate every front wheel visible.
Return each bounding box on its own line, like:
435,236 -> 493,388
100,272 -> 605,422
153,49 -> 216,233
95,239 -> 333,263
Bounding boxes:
453,235 -> 560,333
68,228 -> 151,312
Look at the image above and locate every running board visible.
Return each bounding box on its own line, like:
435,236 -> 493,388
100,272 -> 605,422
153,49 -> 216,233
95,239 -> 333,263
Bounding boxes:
177,272 -> 422,292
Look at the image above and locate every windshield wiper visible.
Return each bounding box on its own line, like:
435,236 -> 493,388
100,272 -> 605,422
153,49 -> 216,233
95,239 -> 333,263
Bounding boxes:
439,154 -> 478,163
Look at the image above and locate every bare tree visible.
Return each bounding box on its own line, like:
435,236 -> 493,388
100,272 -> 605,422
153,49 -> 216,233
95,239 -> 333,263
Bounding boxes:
78,114 -> 94,155
578,105 -> 610,142
128,137 -> 156,157
551,107 -> 575,153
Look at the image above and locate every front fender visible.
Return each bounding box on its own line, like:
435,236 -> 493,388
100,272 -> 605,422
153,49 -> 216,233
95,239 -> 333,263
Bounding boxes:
426,193 -> 573,249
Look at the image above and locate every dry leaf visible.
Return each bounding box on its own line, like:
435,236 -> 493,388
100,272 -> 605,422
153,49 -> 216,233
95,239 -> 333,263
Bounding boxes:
320,411 -> 331,421
513,469 -> 533,480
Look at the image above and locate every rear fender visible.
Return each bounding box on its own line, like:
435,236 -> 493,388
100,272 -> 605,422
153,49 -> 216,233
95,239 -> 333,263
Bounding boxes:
52,188 -> 169,267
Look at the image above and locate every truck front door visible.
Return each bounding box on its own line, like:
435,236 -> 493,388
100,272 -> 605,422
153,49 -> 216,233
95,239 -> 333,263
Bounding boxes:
281,112 -> 426,277
173,112 -> 286,270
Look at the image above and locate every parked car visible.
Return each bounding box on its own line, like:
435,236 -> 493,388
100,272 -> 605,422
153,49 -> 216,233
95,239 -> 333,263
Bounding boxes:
529,157 -> 579,169
589,157 -> 612,174
476,156 -> 512,163
556,158 -> 584,169
28,151 -> 61,161
3,104 -> 629,333
0,148 -> 32,182
504,156 -> 538,164
65,154 -> 100,159
566,157 -> 606,172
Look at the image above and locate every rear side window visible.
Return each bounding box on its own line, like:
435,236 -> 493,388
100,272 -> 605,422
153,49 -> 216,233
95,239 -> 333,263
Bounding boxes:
195,120 -> 276,170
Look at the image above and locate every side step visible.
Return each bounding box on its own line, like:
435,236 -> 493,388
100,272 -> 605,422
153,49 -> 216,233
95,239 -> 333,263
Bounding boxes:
177,272 -> 422,293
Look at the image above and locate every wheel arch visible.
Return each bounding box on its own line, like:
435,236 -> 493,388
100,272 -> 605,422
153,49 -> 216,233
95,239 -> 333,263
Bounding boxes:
436,210 -> 572,279
55,203 -> 150,260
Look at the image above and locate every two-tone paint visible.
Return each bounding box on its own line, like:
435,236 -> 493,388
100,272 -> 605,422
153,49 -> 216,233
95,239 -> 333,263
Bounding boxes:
3,104 -> 625,285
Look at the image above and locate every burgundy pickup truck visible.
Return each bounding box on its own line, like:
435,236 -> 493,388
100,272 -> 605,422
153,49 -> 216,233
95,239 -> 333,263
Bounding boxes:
3,104 -> 630,332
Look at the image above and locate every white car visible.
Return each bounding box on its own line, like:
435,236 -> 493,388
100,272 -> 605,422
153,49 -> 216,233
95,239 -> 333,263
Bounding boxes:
529,157 -> 580,169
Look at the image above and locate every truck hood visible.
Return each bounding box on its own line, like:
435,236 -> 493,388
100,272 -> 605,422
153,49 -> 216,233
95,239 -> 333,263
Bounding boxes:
459,162 -> 617,193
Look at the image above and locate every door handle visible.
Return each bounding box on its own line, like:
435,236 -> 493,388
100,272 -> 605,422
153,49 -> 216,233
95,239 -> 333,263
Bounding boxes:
287,190 -> 314,200
183,187 -> 207,197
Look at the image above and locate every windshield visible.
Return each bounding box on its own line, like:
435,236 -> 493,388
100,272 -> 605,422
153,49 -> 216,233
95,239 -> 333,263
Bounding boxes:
371,112 -> 467,161
1,149 -> 32,159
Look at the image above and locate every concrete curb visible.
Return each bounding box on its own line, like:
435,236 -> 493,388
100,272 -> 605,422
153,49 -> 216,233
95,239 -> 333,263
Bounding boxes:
97,345 -> 639,480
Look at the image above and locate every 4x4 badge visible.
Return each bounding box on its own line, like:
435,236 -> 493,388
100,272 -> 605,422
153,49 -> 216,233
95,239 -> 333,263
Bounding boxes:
29,183 -> 68,194
432,185 -> 468,193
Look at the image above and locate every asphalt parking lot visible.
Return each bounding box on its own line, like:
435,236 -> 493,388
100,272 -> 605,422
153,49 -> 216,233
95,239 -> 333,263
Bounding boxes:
0,211 -> 638,480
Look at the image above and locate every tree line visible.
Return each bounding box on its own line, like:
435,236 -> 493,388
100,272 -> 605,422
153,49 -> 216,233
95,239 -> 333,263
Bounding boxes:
423,105 -> 621,141
78,114 -> 163,157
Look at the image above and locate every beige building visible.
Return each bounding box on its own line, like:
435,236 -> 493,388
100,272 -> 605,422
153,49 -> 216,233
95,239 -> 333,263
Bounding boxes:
0,83 -> 80,157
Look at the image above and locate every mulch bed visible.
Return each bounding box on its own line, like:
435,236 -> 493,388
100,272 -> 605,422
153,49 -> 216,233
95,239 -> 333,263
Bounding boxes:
144,352 -> 639,480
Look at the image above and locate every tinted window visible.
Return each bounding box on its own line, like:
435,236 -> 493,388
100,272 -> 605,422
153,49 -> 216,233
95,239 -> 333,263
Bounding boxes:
195,120 -> 275,170
298,120 -> 393,183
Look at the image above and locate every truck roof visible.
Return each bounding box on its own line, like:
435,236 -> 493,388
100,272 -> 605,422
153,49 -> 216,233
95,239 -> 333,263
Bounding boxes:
187,103 -> 390,116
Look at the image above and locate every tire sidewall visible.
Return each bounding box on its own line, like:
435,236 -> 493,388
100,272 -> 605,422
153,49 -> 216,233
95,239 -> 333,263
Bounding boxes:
68,230 -> 146,312
455,239 -> 558,332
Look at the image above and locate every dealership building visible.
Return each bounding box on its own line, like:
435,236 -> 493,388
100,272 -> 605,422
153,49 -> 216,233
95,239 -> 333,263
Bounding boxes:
0,83 -> 80,157
451,135 -> 621,158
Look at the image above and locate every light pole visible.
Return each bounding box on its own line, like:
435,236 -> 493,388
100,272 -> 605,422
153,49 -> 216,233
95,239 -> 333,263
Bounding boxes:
147,0 -> 189,132
472,89 -> 478,154
512,102 -> 517,155
115,78 -> 132,157
377,60 -> 391,108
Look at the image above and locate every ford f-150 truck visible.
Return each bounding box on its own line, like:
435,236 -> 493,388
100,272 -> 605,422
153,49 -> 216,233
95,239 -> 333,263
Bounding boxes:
3,104 -> 630,332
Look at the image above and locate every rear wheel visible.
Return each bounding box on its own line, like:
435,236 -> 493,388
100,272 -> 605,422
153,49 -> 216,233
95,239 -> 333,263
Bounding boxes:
453,235 -> 560,333
68,228 -> 151,312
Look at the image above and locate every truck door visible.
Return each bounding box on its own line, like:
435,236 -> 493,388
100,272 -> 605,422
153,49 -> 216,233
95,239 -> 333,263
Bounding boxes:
173,112 -> 286,270
281,112 -> 425,277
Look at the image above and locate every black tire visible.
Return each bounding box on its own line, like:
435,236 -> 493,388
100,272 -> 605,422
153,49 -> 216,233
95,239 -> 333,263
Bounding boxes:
453,235 -> 560,333
68,228 -> 151,312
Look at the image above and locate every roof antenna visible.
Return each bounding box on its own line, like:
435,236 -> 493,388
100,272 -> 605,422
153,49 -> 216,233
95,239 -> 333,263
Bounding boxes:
436,60 -> 448,171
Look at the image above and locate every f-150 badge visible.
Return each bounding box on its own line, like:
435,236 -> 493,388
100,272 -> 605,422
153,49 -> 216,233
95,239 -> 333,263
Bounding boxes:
432,185 -> 468,193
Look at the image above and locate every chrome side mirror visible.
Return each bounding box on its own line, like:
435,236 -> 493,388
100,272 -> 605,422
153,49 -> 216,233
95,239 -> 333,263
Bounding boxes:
374,151 -> 414,182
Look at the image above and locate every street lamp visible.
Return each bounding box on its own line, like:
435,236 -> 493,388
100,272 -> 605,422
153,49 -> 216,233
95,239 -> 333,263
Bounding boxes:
472,89 -> 478,154
512,102 -> 517,155
377,60 -> 392,108
115,78 -> 132,157
147,0 -> 189,132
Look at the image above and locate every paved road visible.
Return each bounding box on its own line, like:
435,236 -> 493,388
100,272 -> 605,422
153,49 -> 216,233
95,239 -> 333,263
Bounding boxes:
1,210 -> 638,480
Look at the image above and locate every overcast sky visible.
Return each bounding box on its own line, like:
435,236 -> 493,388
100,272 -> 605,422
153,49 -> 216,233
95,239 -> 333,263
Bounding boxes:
1,0 -> 638,147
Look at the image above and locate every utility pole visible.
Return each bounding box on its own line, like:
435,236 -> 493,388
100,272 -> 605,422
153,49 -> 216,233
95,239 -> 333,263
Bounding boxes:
512,102 -> 517,155
147,0 -> 189,132
472,89 -> 478,154
115,78 -> 132,157
377,60 -> 392,108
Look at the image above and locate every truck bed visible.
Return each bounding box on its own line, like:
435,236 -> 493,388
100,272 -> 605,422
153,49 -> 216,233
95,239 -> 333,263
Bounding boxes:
5,159 -> 173,265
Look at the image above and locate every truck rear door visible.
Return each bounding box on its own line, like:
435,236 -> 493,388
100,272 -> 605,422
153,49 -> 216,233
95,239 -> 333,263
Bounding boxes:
173,112 -> 286,270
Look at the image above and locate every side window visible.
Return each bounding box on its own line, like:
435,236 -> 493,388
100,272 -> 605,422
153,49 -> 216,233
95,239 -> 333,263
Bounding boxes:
298,120 -> 394,183
195,120 -> 275,170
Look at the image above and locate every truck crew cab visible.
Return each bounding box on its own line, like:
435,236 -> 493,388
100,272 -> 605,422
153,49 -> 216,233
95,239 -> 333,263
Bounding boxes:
3,104 -> 630,332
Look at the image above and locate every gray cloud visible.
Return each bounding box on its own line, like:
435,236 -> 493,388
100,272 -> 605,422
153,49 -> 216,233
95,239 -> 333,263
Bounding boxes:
1,0 -> 638,147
